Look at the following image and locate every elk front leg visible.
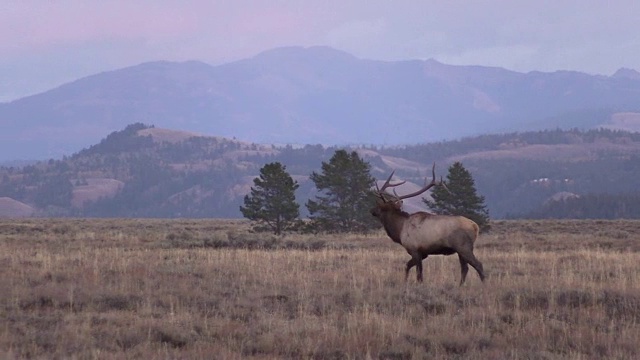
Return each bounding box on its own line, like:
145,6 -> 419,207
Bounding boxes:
413,253 -> 425,282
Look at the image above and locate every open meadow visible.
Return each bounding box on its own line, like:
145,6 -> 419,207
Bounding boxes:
1,218 -> 640,359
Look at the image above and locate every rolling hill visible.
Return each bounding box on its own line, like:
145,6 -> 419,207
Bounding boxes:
2,124 -> 640,219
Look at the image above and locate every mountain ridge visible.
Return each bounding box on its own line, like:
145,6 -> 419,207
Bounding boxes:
2,46 -> 640,161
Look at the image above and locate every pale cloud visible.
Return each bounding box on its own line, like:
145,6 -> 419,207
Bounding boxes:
325,19 -> 388,51
1,2 -> 201,54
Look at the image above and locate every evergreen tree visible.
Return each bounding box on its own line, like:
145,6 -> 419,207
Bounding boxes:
34,174 -> 73,208
306,150 -> 378,233
240,162 -> 300,235
424,162 -> 491,232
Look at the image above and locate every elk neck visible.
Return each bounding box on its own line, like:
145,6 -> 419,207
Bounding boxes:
380,209 -> 409,244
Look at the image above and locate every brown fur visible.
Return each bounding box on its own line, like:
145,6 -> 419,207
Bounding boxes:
371,201 -> 485,285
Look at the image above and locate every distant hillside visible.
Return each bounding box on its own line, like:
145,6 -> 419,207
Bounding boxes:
2,124 -> 640,219
2,46 -> 640,160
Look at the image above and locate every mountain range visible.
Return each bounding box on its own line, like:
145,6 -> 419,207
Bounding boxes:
2,46 -> 640,161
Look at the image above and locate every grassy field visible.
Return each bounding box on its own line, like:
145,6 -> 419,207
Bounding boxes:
1,218 -> 640,359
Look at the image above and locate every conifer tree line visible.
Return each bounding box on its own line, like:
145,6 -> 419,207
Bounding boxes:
241,151 -> 490,235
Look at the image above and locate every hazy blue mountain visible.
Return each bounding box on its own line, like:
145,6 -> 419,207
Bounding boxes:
2,46 -> 640,161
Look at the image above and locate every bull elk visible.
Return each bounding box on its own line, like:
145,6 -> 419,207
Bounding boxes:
370,164 -> 485,285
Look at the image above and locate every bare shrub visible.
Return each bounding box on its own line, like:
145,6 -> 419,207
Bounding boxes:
151,327 -> 189,349
599,290 -> 640,321
93,293 -> 142,312
261,294 -> 298,319
421,301 -> 447,315
595,229 -> 630,239
555,290 -> 594,308
501,290 -> 550,310
310,349 -> 347,359
378,350 -> 412,360
113,327 -> 146,351
441,338 -> 470,356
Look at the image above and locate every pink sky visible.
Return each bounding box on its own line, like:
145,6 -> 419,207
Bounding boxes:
2,1 -> 640,101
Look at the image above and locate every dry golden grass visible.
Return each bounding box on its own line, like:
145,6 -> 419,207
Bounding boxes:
1,219 -> 639,359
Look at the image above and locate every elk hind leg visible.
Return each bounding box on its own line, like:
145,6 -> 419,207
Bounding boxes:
458,254 -> 469,286
404,258 -> 416,281
415,258 -> 424,282
459,251 -> 485,282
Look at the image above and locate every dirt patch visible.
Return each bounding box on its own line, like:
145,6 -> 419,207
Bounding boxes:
71,178 -> 124,208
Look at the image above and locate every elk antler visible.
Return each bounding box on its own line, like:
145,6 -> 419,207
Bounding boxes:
377,163 -> 445,202
374,170 -> 406,202
393,163 -> 439,200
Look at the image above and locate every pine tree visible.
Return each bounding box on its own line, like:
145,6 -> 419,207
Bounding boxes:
306,150 -> 378,233
424,162 -> 491,232
240,162 -> 300,235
